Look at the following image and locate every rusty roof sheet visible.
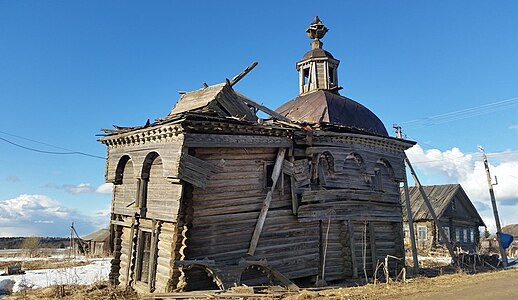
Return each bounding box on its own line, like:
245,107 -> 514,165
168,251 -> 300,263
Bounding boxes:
275,90 -> 388,136
401,184 -> 485,225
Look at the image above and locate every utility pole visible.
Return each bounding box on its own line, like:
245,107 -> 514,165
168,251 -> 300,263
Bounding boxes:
394,125 -> 419,273
479,146 -> 508,267
395,125 -> 456,262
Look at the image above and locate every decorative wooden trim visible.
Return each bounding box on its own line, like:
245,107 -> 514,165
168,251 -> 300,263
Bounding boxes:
99,124 -> 183,148
184,134 -> 292,148
309,133 -> 414,154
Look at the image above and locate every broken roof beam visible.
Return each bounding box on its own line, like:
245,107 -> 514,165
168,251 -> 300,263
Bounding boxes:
229,61 -> 258,87
239,95 -> 293,123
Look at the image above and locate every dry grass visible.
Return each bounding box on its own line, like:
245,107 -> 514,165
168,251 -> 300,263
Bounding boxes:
284,268 -> 518,300
0,260 -> 90,272
4,282 -> 139,300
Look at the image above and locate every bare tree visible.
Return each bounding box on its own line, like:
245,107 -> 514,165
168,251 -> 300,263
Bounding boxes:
22,236 -> 41,258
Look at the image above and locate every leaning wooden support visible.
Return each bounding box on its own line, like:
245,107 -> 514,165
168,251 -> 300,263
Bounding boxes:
248,148 -> 286,255
404,155 -> 457,261
402,174 -> 419,273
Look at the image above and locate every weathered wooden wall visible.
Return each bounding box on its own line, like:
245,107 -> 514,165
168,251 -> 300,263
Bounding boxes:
106,130 -> 185,222
185,147 -> 320,281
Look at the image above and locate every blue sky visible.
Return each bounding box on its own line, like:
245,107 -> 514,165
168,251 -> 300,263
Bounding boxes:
1,1 -> 517,236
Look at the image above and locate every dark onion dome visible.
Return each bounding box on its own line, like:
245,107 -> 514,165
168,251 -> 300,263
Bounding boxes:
276,90 -> 389,136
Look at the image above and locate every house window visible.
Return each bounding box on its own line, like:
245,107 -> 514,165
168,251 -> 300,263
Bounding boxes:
328,66 -> 335,85
136,230 -> 152,283
463,228 -> 468,243
440,226 -> 450,242
417,226 -> 427,241
451,199 -> 456,211
470,228 -> 475,243
403,224 -> 410,239
372,169 -> 383,191
303,67 -> 310,85
264,162 -> 275,188
455,227 -> 461,242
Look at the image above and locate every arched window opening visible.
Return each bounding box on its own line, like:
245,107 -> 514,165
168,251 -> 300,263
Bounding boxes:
318,152 -> 335,186
344,153 -> 370,188
373,159 -> 395,195
113,155 -> 137,214
139,152 -> 164,215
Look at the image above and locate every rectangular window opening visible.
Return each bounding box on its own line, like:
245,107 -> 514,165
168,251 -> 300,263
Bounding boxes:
417,226 -> 427,241
265,162 -> 275,189
303,68 -> 310,85
136,230 -> 152,284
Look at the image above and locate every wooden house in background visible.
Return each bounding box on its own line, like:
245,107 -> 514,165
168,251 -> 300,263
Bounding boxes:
81,228 -> 110,257
99,17 -> 415,294
401,184 -> 485,253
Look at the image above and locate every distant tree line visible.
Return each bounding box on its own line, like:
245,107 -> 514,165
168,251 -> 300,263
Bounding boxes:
0,237 -> 69,249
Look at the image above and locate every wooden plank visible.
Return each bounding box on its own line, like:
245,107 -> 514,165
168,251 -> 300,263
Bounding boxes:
184,134 -> 292,148
237,92 -> 293,123
347,220 -> 358,278
302,189 -> 383,203
289,149 -> 298,215
369,222 -> 378,273
178,154 -> 222,188
248,148 -> 286,255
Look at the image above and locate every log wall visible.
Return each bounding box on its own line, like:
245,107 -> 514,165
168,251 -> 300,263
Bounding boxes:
186,147 -> 320,280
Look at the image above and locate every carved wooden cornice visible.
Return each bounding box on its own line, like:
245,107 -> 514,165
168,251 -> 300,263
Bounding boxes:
99,124 -> 183,148
309,131 -> 415,154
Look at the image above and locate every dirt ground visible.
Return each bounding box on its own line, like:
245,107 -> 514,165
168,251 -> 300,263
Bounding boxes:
287,268 -> 518,300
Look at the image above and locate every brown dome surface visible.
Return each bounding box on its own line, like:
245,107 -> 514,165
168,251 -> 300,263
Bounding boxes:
301,48 -> 335,60
276,90 -> 388,136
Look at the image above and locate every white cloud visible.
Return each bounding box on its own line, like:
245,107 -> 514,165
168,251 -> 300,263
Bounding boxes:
46,183 -> 113,195
0,194 -> 102,237
406,144 -> 518,233
6,175 -> 19,182
95,183 -> 113,194
509,124 -> 518,131
67,183 -> 95,194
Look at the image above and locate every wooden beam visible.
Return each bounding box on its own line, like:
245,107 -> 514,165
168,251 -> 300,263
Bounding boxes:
368,222 -> 377,275
402,173 -> 419,273
236,92 -> 292,123
347,219 -> 358,278
229,61 -> 258,87
288,149 -> 298,215
248,148 -> 286,255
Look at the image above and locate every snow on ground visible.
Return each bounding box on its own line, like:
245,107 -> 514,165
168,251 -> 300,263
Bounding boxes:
409,256 -> 453,263
0,257 -> 111,293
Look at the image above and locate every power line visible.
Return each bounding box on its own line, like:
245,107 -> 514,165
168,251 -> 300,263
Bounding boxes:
0,130 -> 75,152
401,97 -> 518,128
0,136 -> 104,160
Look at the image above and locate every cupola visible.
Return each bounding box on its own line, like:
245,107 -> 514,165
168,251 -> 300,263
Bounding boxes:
298,16 -> 341,95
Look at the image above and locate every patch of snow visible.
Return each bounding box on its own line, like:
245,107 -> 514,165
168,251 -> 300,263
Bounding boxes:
0,254 -> 75,262
408,256 -> 453,263
0,258 -> 111,293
